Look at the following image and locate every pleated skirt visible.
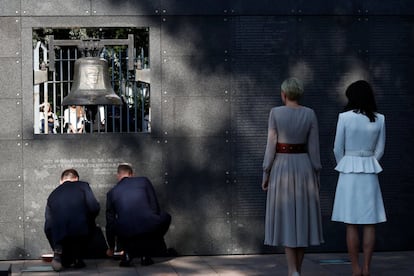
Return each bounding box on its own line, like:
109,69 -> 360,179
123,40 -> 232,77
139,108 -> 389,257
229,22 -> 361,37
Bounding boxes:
264,153 -> 324,247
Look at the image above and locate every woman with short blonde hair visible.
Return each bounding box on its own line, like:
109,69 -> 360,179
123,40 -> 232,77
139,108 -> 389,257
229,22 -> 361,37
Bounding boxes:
262,77 -> 324,276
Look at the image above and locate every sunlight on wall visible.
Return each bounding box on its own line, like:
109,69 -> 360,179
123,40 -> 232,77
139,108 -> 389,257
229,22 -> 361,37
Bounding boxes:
289,60 -> 315,85
335,58 -> 369,106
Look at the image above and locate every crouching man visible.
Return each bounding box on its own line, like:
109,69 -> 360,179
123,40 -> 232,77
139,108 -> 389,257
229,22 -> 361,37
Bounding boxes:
106,163 -> 171,266
44,169 -> 100,271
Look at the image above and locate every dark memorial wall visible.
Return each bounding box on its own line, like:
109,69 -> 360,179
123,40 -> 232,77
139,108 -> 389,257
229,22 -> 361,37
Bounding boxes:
1,0 -> 414,259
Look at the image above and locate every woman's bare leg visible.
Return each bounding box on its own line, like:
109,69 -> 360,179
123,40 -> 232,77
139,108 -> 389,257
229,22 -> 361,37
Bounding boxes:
346,224 -> 362,276
362,225 -> 375,275
285,247 -> 299,276
296,247 -> 305,273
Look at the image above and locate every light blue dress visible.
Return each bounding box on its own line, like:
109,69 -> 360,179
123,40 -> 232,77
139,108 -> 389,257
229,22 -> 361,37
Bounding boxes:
331,110 -> 387,224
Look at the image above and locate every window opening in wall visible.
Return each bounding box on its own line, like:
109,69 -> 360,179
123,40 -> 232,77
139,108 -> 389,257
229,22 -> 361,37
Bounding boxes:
33,27 -> 150,134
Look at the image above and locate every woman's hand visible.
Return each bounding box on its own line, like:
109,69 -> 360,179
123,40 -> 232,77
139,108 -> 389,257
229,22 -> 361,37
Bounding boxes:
262,179 -> 269,191
315,170 -> 320,189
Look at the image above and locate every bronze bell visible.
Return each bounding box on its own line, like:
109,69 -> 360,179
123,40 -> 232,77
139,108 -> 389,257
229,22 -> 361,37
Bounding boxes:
62,57 -> 122,106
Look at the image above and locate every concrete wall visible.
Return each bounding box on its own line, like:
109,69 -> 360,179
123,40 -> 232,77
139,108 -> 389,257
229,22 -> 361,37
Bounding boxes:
1,0 -> 414,259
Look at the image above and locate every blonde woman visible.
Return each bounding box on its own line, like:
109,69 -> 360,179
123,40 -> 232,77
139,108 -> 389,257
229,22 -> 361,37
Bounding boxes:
262,78 -> 324,276
64,105 -> 87,133
40,102 -> 59,133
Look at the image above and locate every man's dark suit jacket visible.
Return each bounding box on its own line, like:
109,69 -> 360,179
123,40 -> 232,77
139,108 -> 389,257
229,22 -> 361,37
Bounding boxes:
44,181 -> 100,248
106,176 -> 169,249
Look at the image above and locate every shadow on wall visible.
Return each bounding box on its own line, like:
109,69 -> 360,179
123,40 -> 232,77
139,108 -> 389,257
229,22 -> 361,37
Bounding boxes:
23,0 -> 414,255
107,1 -> 412,252
7,247 -> 27,260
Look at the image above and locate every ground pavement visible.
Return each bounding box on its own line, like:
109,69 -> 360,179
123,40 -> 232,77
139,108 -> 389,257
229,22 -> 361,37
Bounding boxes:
1,251 -> 413,275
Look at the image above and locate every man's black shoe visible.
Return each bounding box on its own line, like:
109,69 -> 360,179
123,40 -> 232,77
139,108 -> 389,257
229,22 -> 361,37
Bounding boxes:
167,248 -> 179,257
141,256 -> 154,266
51,253 -> 63,272
73,259 -> 86,268
119,252 -> 132,267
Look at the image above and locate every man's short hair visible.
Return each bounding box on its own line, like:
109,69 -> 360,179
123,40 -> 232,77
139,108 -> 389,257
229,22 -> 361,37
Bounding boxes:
117,163 -> 133,175
60,168 -> 79,181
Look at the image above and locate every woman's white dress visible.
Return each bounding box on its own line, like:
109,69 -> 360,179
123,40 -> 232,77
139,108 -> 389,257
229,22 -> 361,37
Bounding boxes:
331,111 -> 387,224
262,106 -> 324,247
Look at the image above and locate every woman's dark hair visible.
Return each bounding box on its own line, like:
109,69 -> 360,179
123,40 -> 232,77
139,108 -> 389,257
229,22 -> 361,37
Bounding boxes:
344,80 -> 377,122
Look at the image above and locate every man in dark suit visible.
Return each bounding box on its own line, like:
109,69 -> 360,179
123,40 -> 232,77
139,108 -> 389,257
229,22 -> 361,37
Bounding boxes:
106,164 -> 171,267
44,169 -> 100,271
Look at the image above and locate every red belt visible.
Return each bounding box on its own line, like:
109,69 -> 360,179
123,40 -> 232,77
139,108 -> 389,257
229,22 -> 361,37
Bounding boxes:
276,143 -> 307,153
